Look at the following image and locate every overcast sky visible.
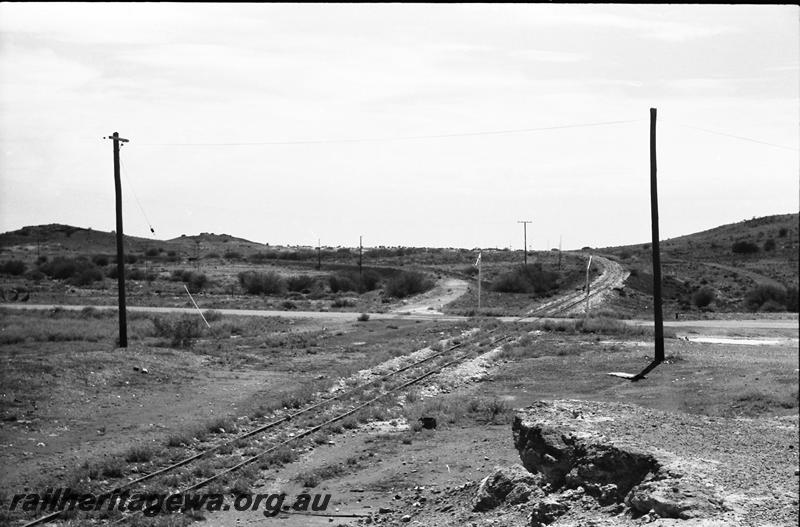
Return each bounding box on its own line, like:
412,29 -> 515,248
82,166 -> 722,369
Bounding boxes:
1,3 -> 798,250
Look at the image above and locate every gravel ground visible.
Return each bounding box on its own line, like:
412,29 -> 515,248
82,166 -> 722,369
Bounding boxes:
368,399 -> 798,527
513,399 -> 800,527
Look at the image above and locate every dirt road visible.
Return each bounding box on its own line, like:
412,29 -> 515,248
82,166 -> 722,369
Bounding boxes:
391,277 -> 469,316
2,303 -> 797,332
0,303 -> 468,322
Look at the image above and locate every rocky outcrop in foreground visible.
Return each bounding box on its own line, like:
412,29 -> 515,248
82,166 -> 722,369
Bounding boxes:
500,401 -> 725,525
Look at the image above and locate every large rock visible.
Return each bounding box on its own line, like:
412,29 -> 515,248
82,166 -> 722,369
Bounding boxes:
512,423 -> 578,486
513,413 -> 659,500
513,402 -> 725,520
506,482 -> 536,505
562,441 -> 660,502
472,464 -> 542,511
528,497 -> 568,526
626,479 -> 724,519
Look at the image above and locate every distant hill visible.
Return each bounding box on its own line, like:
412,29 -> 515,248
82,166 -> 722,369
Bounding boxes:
165,232 -> 264,256
0,224 -> 262,259
167,232 -> 259,245
0,224 -> 167,254
599,213 -> 798,313
605,212 -> 797,249
602,213 -> 798,278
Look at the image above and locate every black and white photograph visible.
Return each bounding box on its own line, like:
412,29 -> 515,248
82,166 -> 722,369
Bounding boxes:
0,3 -> 798,526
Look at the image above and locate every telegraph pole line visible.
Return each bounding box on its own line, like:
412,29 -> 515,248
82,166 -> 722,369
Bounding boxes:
105,132 -> 129,348
517,220 -> 532,266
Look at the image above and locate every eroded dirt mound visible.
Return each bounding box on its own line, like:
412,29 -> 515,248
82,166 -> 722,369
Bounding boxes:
513,404 -> 724,522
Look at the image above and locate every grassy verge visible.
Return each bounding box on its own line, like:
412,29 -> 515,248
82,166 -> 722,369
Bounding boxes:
532,315 -> 677,338
402,394 -> 513,431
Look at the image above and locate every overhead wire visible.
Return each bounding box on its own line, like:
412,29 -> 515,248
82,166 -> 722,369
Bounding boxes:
133,118 -> 798,152
114,116 -> 794,246
118,146 -> 156,235
136,119 -> 644,147
661,120 -> 799,152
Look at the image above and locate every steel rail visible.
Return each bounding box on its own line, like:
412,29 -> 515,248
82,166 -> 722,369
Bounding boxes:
105,332 -> 515,525
19,329 -> 500,527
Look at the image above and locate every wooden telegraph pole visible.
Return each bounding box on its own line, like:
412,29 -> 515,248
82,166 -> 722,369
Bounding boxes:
649,108 -> 665,364
626,108 -> 665,381
609,109 -> 666,382
106,132 -> 129,348
517,220 -> 532,266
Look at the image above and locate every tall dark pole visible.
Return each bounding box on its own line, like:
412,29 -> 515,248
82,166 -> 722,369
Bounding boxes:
650,108 -> 664,363
517,220 -> 531,266
358,236 -> 363,278
108,132 -> 129,348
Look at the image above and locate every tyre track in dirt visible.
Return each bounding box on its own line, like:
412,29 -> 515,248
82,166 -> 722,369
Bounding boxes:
391,277 -> 469,317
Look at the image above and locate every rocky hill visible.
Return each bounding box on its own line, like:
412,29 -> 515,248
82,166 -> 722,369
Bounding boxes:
599,213 -> 799,314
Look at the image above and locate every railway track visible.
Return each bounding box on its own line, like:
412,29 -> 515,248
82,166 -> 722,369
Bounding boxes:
20,263 -> 626,526
21,326 -> 517,527
519,254 -> 628,320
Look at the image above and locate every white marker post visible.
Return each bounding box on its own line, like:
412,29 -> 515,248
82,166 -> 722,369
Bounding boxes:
475,251 -> 482,312
585,254 -> 593,316
184,284 -> 211,328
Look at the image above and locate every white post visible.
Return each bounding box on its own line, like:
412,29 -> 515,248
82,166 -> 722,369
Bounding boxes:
184,285 -> 211,328
478,260 -> 481,311
475,251 -> 482,312
585,255 -> 593,316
